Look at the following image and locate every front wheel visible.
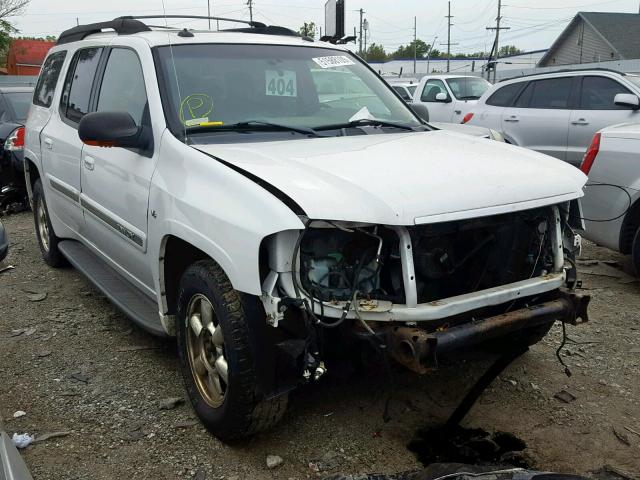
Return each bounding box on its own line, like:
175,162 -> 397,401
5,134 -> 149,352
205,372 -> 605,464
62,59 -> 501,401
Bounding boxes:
176,259 -> 287,440
631,228 -> 640,277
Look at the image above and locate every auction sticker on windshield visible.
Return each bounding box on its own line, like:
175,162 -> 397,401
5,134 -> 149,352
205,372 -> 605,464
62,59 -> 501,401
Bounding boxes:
312,55 -> 355,69
266,70 -> 297,97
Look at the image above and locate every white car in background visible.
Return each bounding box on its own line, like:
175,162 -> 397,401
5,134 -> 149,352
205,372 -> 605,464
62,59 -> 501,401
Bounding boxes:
391,82 -> 417,103
464,69 -> 640,166
580,123 -> 640,274
412,75 -> 491,122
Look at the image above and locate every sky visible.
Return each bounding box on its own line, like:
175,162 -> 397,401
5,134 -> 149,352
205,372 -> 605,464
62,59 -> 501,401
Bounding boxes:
11,0 -> 640,55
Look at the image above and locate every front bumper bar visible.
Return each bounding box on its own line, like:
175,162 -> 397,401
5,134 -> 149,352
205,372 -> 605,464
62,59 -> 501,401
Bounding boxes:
387,291 -> 590,373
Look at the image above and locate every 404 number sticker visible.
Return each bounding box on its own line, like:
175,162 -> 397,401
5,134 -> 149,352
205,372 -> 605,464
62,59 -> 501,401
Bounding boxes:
266,70 -> 297,97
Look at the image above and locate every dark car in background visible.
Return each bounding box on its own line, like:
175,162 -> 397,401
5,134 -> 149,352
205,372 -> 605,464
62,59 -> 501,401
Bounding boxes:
0,86 -> 33,212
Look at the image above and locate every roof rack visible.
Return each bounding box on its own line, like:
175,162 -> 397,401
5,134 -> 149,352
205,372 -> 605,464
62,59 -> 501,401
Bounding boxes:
499,67 -> 625,82
56,15 -> 271,45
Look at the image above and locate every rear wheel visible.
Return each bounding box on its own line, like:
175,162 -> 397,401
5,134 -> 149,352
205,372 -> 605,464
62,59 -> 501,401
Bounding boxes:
176,259 -> 287,440
32,179 -> 66,267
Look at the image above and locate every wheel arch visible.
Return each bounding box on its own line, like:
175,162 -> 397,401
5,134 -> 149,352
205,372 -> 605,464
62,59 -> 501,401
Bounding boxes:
23,157 -> 41,207
619,196 -> 640,254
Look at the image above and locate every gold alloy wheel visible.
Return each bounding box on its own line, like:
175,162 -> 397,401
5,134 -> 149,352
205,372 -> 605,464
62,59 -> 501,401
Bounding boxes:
185,294 -> 228,408
37,199 -> 50,252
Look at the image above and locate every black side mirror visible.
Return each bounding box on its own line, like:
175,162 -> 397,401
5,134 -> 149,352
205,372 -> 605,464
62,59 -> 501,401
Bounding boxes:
78,112 -> 144,149
0,220 -> 8,262
411,104 -> 430,122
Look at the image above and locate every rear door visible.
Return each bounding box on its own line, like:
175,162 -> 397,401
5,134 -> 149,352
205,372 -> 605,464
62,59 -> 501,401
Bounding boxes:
567,75 -> 640,166
470,81 -> 525,130
501,76 -> 575,160
79,47 -> 157,291
40,47 -> 103,234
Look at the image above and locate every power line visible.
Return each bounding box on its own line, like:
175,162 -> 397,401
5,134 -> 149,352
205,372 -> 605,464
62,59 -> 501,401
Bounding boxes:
486,0 -> 510,81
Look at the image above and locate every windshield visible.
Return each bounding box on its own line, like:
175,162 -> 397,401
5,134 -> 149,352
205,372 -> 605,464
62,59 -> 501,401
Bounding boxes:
155,44 -> 421,136
4,92 -> 32,122
407,85 -> 417,95
446,77 -> 491,100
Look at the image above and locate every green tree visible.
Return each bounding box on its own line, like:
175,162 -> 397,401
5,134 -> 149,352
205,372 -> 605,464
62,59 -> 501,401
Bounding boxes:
0,1 -> 31,62
299,21 -> 316,39
391,39 -> 430,60
498,45 -> 522,57
365,43 -> 387,61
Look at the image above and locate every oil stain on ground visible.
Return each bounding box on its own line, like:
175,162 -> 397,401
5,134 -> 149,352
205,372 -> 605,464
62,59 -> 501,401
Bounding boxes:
408,425 -> 530,467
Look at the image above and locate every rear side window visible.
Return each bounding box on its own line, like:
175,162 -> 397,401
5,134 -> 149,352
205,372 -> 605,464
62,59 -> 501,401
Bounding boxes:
517,77 -> 572,109
96,48 -> 148,125
60,47 -> 103,124
486,82 -> 523,107
5,92 -> 33,122
33,51 -> 66,108
580,76 -> 632,110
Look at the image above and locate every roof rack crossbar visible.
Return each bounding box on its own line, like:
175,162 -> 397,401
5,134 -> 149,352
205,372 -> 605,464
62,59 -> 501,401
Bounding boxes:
500,67 -> 625,82
119,15 -> 266,29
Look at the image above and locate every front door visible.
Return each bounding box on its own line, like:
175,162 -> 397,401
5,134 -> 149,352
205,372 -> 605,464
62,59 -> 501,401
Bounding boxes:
567,75 -> 640,166
80,47 -> 157,292
418,78 -> 453,122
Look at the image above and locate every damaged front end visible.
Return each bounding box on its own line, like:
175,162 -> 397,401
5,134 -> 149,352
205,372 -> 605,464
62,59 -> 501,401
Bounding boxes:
260,203 -> 589,378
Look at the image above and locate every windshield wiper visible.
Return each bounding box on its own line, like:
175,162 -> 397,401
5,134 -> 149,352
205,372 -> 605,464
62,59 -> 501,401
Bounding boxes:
457,96 -> 480,100
315,118 -> 417,131
187,120 -> 322,137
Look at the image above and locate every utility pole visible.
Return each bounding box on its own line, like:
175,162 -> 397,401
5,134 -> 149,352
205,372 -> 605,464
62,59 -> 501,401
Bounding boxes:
426,35 -> 438,74
358,8 -> 364,56
440,2 -> 457,73
247,0 -> 253,23
413,16 -> 417,76
207,0 -> 211,30
486,0 -> 510,82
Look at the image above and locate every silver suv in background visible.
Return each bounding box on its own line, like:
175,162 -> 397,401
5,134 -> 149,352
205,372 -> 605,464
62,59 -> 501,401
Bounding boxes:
464,69 -> 640,166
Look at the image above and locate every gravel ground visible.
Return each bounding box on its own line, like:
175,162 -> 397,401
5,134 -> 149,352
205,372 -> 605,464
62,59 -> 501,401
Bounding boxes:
1,211 -> 639,480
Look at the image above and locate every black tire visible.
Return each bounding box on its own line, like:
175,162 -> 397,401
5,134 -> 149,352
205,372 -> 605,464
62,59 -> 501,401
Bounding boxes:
176,259 -> 287,440
32,178 -> 67,268
631,227 -> 640,277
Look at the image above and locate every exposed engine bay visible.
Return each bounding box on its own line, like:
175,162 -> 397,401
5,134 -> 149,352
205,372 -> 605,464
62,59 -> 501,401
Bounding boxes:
298,208 -> 556,306
260,203 -> 587,384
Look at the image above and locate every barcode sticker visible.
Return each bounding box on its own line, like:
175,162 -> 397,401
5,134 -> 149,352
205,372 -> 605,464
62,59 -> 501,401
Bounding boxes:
312,55 -> 355,69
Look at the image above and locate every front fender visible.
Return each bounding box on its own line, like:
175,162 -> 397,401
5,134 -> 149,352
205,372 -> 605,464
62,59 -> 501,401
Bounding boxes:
148,131 -> 304,301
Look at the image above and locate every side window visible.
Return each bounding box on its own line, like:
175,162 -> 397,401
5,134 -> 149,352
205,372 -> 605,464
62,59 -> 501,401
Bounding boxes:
421,79 -> 449,102
528,77 -> 572,109
581,76 -> 632,110
60,47 -> 103,124
486,82 -> 523,107
514,82 -> 534,108
96,48 -> 148,125
33,51 -> 67,108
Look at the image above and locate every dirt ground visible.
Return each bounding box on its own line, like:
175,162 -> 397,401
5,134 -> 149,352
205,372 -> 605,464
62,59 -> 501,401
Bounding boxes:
1,210 -> 639,480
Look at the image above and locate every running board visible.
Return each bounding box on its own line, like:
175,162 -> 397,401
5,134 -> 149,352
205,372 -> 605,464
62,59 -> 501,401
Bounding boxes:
58,240 -> 166,336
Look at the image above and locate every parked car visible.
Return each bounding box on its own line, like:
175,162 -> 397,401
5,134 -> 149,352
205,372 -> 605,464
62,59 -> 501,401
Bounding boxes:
412,75 -> 491,122
579,123 -> 640,273
463,69 -> 640,166
391,82 -> 417,103
0,86 -> 34,211
26,17 -> 589,440
0,218 -> 7,261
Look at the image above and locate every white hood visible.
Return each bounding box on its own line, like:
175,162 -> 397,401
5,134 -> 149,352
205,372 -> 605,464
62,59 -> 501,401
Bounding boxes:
193,130 -> 586,225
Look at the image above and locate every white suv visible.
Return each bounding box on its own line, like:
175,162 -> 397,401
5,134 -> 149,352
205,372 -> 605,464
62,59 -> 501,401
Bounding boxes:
464,69 -> 640,166
25,16 -> 589,440
412,75 -> 492,122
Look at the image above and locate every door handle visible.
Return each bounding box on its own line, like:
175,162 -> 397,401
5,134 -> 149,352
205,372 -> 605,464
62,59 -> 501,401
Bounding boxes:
455,109 -> 462,115
43,138 -> 53,149
504,116 -> 519,123
83,156 -> 95,171
571,118 -> 589,125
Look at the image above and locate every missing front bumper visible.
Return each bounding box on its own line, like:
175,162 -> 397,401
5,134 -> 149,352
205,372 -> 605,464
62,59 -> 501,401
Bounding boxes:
387,291 -> 590,374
